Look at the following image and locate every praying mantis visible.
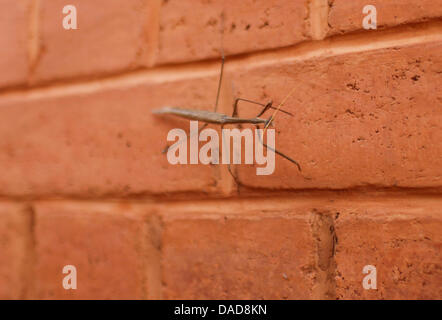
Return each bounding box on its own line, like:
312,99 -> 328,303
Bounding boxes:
152,13 -> 301,175
152,51 -> 302,173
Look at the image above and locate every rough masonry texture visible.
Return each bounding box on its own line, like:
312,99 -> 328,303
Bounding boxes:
0,0 -> 441,299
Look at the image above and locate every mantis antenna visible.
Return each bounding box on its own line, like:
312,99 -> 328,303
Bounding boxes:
264,85 -> 297,132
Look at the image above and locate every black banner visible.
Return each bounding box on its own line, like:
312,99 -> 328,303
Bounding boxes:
0,300 -> 434,318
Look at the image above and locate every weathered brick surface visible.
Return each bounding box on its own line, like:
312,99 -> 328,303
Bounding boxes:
0,71 -> 225,197
0,202 -> 31,299
33,0 -> 157,83
334,198 -> 442,299
328,0 -> 442,36
33,202 -> 159,299
157,0 -> 310,64
0,0 -> 440,301
0,0 -> 29,88
2,40 -> 441,196
160,202 -> 320,299
234,41 -> 442,190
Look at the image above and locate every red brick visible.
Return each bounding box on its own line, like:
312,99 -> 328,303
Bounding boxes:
0,71 -> 225,197
33,0 -> 158,83
0,202 -> 32,299
160,200 -> 320,299
156,0 -> 310,64
0,0 -> 29,88
328,0 -> 442,36
33,202 -> 160,299
334,198 -> 442,299
233,40 -> 442,190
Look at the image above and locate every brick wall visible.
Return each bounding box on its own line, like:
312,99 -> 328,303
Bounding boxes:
0,0 -> 441,299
